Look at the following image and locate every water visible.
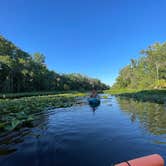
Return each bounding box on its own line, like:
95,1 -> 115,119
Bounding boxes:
0,96 -> 166,166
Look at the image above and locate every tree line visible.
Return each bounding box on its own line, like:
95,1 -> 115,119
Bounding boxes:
0,35 -> 109,93
113,42 -> 166,89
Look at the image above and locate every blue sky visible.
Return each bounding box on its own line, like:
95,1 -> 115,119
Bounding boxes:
0,0 -> 166,85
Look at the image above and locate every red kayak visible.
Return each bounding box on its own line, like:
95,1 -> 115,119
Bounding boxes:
115,154 -> 164,166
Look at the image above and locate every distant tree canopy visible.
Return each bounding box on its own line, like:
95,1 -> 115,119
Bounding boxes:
113,42 -> 166,89
0,35 -> 109,93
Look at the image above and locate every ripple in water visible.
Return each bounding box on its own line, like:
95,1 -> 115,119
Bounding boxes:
0,96 -> 166,166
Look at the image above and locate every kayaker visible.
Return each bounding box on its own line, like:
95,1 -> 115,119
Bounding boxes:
90,89 -> 98,98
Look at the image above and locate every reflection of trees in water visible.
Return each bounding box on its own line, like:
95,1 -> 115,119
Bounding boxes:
117,97 -> 166,136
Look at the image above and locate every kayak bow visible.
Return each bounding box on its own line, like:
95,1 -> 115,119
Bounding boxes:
88,97 -> 100,106
115,154 -> 164,166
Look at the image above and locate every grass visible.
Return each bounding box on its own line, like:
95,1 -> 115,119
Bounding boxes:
105,89 -> 166,104
0,90 -> 87,99
104,89 -> 141,94
0,92 -> 86,133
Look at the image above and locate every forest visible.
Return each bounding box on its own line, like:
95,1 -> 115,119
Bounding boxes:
0,35 -> 109,93
112,42 -> 166,89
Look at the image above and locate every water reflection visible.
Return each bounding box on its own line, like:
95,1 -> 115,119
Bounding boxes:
88,100 -> 101,112
1,96 -> 166,166
117,97 -> 166,136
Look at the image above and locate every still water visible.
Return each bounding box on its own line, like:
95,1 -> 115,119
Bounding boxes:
0,96 -> 166,166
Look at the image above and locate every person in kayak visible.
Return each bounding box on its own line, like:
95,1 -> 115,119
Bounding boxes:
90,89 -> 98,98
88,89 -> 100,112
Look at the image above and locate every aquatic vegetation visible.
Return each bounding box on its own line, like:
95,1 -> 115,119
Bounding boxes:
105,89 -> 141,95
105,89 -> 166,104
0,91 -> 86,99
102,95 -> 109,99
0,93 -> 86,133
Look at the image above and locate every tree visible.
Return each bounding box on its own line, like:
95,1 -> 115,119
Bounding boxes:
113,42 -> 166,89
33,53 -> 45,65
0,35 -> 109,93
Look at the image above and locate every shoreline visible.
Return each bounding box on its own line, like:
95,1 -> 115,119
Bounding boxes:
105,89 -> 166,104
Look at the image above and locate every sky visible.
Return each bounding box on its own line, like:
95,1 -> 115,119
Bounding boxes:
0,0 -> 166,85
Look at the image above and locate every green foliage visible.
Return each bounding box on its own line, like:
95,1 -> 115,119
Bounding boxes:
105,89 -> 140,95
0,35 -> 109,93
33,53 -> 45,64
113,42 -> 166,89
102,95 -> 109,99
106,89 -> 166,104
155,79 -> 166,88
0,90 -> 83,99
0,92 -> 85,133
